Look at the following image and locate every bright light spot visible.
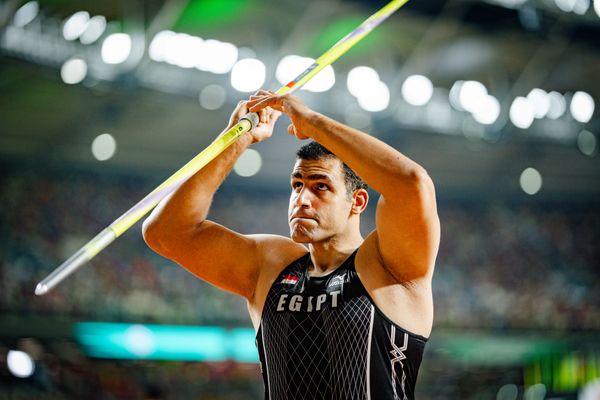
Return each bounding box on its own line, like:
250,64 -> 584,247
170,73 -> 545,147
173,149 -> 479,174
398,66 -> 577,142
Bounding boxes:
347,66 -> 380,98
60,58 -> 87,85
573,0 -> 590,14
497,383 -> 518,400
168,33 -> 201,69
449,81 -> 465,111
276,55 -> 301,84
91,133 -> 117,161
62,11 -> 90,41
80,15 -> 107,44
202,39 -> 238,74
199,84 -> 226,110
472,94 -> 501,125
234,148 -> 262,177
580,379 -> 600,400
401,74 -> 433,106
595,0 -> 600,16
230,58 -> 266,92
459,80 -> 488,113
357,80 -> 390,112
577,130 -> 597,156
570,91 -> 595,123
547,91 -> 567,119
520,167 -> 543,195
13,1 -> 39,27
125,325 -> 155,357
7,350 -> 35,378
101,33 -> 132,64
148,30 -> 176,62
527,88 -> 551,118
554,0 -> 577,11
524,383 -> 546,400
276,55 -> 334,92
149,32 -> 238,73
510,96 -> 535,129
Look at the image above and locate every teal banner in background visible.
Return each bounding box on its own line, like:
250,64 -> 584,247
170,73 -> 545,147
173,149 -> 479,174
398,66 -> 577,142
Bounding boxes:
75,322 -> 259,362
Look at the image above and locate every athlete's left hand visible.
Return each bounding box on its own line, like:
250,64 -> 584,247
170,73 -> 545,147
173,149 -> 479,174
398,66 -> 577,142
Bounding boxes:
247,91 -> 314,140
227,90 -> 282,144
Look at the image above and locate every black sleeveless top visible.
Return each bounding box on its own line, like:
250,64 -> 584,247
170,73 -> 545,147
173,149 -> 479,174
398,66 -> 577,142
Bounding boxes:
256,250 -> 428,400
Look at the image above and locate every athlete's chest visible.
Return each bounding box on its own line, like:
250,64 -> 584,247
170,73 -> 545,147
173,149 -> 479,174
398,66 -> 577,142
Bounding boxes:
269,267 -> 365,314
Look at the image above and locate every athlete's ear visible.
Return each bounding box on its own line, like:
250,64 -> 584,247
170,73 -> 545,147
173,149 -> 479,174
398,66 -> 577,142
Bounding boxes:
350,189 -> 368,215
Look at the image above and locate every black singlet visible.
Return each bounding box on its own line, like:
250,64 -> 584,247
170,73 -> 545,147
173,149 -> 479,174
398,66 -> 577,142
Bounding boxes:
256,250 -> 428,400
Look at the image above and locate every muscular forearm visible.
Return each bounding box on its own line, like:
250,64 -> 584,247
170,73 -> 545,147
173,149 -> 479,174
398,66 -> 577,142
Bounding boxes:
303,111 -> 428,196
143,132 -> 253,244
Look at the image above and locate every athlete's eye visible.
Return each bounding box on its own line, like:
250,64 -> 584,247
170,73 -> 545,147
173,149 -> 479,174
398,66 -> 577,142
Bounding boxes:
292,181 -> 303,189
315,183 -> 329,191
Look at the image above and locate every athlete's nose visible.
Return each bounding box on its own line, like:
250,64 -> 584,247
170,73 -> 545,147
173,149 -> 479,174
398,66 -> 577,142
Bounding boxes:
294,186 -> 313,208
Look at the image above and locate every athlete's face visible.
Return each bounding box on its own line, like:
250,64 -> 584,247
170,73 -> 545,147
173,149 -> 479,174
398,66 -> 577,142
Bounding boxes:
288,157 -> 354,243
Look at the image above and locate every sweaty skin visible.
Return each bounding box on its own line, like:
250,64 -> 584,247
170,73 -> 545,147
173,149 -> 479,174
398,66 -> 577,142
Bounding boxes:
143,90 -> 440,338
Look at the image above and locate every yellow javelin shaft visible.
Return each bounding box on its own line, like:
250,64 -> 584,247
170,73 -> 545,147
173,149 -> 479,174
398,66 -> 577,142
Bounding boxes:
35,0 -> 410,296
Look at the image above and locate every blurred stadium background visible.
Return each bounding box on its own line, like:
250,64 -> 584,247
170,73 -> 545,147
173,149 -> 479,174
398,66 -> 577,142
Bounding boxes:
1,0 -> 599,398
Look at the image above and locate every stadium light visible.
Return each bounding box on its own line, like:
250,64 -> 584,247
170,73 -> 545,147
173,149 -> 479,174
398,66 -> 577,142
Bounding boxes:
13,1 -> 39,28
60,58 -> 87,85
101,33 -> 132,64
346,66 -> 380,98
234,149 -> 262,177
570,91 -> 595,123
510,96 -> 535,128
401,74 -> 433,106
230,58 -> 265,92
80,16 -> 107,45
62,11 -> 90,41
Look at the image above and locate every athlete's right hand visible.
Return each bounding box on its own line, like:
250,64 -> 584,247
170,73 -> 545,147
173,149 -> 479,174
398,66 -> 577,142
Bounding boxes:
227,90 -> 282,144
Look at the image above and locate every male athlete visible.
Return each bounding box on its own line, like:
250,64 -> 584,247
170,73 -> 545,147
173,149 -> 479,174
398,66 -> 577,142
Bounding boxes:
143,90 -> 440,400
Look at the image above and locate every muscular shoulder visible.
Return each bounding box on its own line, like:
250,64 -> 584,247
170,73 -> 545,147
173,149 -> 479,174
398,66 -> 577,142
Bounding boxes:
251,234 -> 307,268
247,235 -> 307,323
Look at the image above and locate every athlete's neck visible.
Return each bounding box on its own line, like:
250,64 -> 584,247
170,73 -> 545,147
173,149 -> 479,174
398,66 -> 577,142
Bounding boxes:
308,231 -> 363,277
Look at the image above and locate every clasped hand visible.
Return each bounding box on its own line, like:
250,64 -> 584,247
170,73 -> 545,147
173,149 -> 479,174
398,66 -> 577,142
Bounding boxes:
227,90 -> 313,144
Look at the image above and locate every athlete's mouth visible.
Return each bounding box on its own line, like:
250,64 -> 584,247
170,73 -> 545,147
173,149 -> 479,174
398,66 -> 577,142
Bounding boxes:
289,214 -> 317,222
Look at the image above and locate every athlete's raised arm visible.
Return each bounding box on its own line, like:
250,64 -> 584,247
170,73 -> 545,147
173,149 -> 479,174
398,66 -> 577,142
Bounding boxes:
143,91 -> 297,300
248,92 -> 440,283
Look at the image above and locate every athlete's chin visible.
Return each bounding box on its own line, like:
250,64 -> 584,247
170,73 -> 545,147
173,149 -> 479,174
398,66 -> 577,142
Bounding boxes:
289,225 -> 317,243
290,229 -> 312,243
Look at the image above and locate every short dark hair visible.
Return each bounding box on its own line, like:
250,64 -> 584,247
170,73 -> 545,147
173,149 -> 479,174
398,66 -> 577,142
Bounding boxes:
296,141 -> 367,195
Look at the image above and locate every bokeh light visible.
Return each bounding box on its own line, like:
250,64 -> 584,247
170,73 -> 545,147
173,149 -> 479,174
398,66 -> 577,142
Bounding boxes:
401,74 -> 434,106
199,84 -> 227,110
7,350 -> 35,378
570,91 -> 595,123
230,58 -> 266,92
520,167 -> 543,195
101,33 -> 132,65
234,148 -> 262,177
510,96 -> 535,129
60,58 -> 87,85
62,11 -> 90,41
91,133 -> 117,161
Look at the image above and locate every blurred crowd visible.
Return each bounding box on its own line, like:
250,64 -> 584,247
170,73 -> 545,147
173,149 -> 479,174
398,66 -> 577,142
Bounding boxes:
1,167 -> 599,330
0,338 -> 262,399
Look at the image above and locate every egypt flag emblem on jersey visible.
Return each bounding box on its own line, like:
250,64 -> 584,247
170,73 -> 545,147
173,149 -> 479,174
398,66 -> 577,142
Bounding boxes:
281,275 -> 299,285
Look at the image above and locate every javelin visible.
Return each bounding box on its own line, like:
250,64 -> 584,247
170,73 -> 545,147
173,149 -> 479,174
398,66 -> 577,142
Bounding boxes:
35,0 -> 410,296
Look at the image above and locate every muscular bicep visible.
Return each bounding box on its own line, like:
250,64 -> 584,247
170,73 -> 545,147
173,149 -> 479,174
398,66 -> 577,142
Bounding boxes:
375,172 -> 440,283
152,220 -> 263,299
